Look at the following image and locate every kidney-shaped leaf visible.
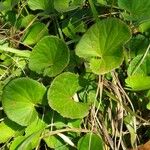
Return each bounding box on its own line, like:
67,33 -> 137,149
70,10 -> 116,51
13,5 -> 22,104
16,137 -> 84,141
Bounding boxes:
29,36 -> 70,77
75,18 -> 131,74
2,78 -> 46,126
77,133 -> 104,150
118,0 -> 150,23
47,72 -> 90,119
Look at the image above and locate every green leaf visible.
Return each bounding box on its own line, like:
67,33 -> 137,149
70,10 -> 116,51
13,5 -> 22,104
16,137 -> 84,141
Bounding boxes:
146,101 -> 150,110
47,72 -> 90,119
126,54 -> 150,91
29,36 -> 70,77
2,77 -> 46,126
96,0 -> 107,5
77,133 -> 104,150
15,131 -> 41,150
10,136 -> 26,150
0,0 -> 20,12
44,134 -> 69,150
124,115 -> 136,147
139,20 -> 150,33
25,119 -> 46,148
126,75 -> 150,91
28,0 -> 53,12
62,16 -> 86,40
75,18 -> 131,74
22,22 -> 49,45
20,15 -> 36,28
0,118 -> 23,143
126,34 -> 149,57
127,54 -> 150,76
118,0 -> 150,23
10,119 -> 46,150
54,0 -> 83,12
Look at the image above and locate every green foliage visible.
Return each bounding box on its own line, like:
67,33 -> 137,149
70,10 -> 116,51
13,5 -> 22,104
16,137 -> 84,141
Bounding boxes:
2,78 -> 46,126
54,0 -> 84,12
28,0 -> 53,12
77,133 -> 104,150
75,18 -> 131,74
0,118 -> 23,143
48,72 -> 90,119
118,0 -> 150,23
22,22 -> 49,45
1,0 -> 150,149
29,36 -> 70,77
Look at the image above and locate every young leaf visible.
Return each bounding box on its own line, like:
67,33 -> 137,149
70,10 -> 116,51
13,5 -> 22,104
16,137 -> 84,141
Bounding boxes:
28,0 -> 53,12
54,0 -> 83,12
75,18 -> 131,74
126,54 -> 150,91
0,0 -> 20,12
126,75 -> 150,91
25,119 -> 47,148
47,72 -> 90,119
139,20 -> 150,33
29,36 -> 70,77
0,118 -> 23,143
22,22 -> 49,45
127,54 -> 150,76
15,131 -> 41,150
2,77 -> 46,126
77,133 -> 104,150
10,119 -> 46,150
44,134 -> 69,150
10,136 -> 26,150
20,15 -> 36,28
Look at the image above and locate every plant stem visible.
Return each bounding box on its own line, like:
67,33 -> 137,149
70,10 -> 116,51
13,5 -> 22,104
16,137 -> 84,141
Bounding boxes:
0,45 -> 31,57
42,128 -> 91,138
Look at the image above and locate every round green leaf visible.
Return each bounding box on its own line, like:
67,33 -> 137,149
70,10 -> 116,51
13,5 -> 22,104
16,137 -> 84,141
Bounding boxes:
29,36 -> 70,77
22,22 -> 49,45
47,72 -> 90,119
77,133 -> 104,150
75,18 -> 131,74
2,77 -> 46,126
